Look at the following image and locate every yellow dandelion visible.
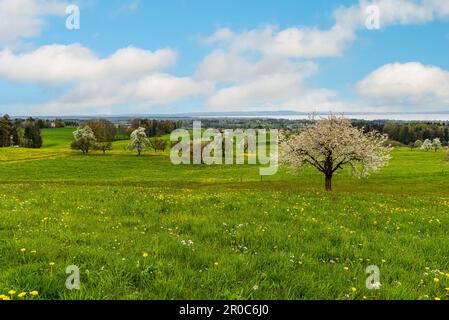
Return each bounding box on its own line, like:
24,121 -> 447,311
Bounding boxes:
31,250 -> 37,254
434,278 -> 440,283
214,262 -> 219,267
343,266 -> 349,271
142,252 -> 149,258
0,295 -> 6,299
435,297 -> 441,301
18,292 -> 26,298
49,262 -> 55,266
20,248 -> 26,252
445,288 -> 449,291
1,296 -> 11,300
351,287 -> 357,293
8,290 -> 16,295
29,291 -> 39,296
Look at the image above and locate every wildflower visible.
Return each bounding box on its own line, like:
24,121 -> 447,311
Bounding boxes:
435,297 -> 441,301
18,292 -> 26,298
445,288 -> 449,291
20,248 -> 26,252
434,278 -> 440,283
351,287 -> 357,293
8,290 -> 16,296
31,250 -> 37,254
252,285 -> 259,291
49,262 -> 55,266
142,252 -> 149,258
29,291 -> 39,296
343,267 -> 349,271
214,262 -> 219,267
1,296 -> 11,300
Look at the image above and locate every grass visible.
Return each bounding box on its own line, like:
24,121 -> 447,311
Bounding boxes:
0,127 -> 449,300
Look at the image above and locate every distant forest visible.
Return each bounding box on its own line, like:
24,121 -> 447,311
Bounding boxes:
1,115 -> 449,148
353,120 -> 449,146
184,118 -> 449,146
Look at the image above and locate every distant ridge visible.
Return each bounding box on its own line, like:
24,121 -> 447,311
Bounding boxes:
9,110 -> 449,120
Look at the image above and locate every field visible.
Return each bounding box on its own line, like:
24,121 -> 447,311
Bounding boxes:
1,127 -> 449,300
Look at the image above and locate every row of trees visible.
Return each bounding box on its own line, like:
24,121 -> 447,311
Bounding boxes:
126,127 -> 168,155
129,119 -> 182,137
412,138 -> 443,151
71,124 -> 167,155
71,120 -> 116,154
356,122 -> 449,146
0,115 -> 42,148
35,119 -> 65,129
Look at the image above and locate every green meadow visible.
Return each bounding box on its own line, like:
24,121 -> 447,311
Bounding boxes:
1,127 -> 449,300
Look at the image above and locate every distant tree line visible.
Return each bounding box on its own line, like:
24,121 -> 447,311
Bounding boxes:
127,127 -> 168,156
353,121 -> 449,146
129,119 -> 182,137
71,120 -> 169,155
71,119 -> 117,154
0,115 -> 42,148
35,119 -> 66,129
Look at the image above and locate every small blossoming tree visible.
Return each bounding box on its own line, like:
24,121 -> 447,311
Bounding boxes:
280,115 -> 392,191
414,140 -> 423,149
71,125 -> 96,154
432,138 -> 442,152
421,139 -> 432,151
128,127 -> 149,156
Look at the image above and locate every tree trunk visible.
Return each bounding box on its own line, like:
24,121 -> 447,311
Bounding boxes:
325,174 -> 332,192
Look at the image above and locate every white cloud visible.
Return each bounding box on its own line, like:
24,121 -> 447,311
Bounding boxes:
0,0 -> 67,47
426,0 -> 449,16
207,76 -> 340,112
205,25 -> 355,59
334,0 -> 435,30
357,62 -> 449,109
40,74 -> 212,114
0,44 -> 177,84
195,50 -> 318,83
205,1 -> 449,60
0,44 -> 212,114
195,44 -> 337,111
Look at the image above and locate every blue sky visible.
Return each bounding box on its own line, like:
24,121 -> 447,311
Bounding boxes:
1,0 -> 449,115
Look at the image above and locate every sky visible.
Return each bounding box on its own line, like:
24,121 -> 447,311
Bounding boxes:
0,0 -> 449,116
